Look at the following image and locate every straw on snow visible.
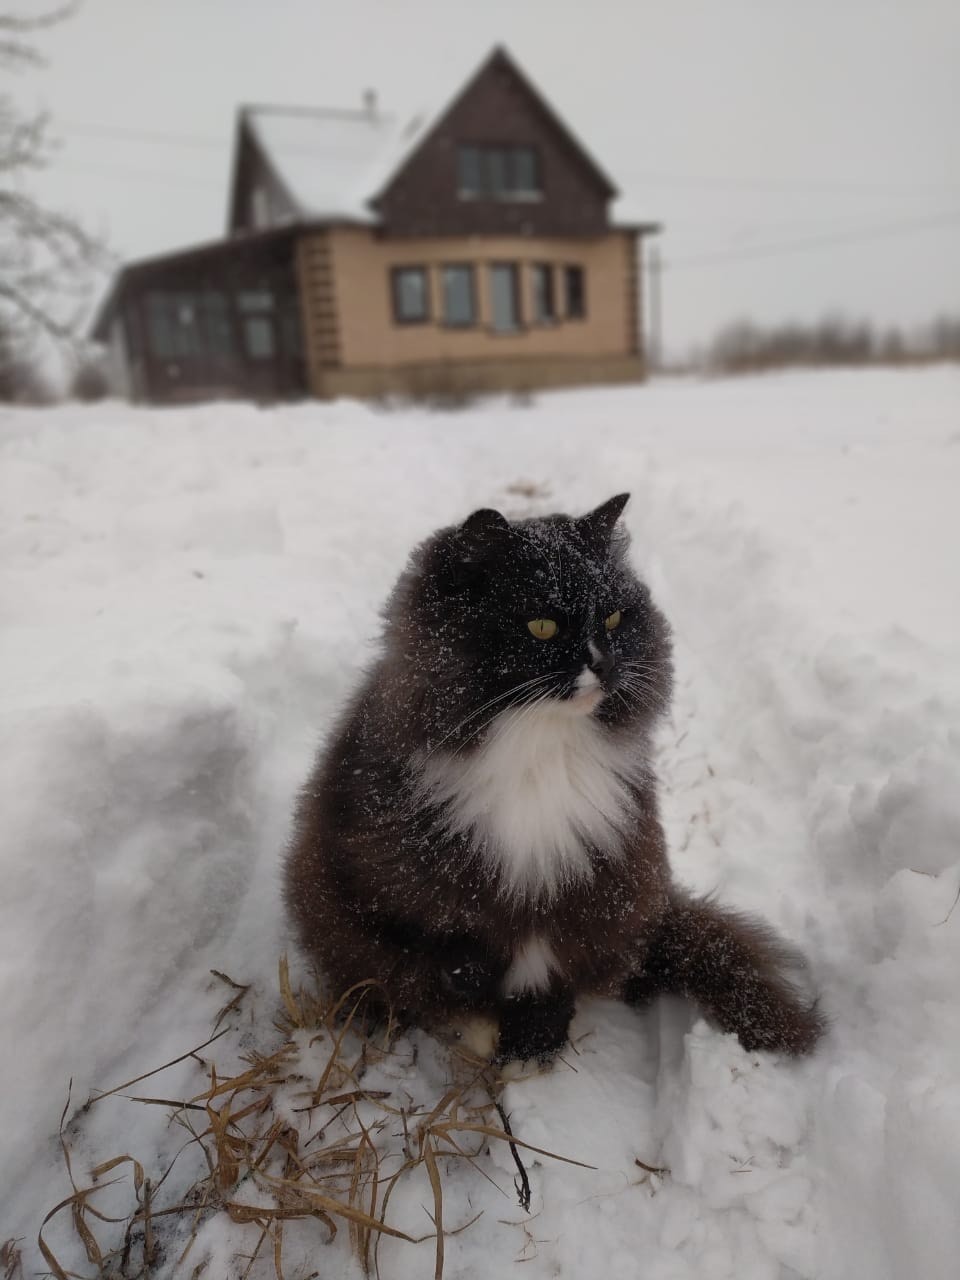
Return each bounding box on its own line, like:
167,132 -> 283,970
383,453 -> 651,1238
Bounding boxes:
37,959 -> 593,1280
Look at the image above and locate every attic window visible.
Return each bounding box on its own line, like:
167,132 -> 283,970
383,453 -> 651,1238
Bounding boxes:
457,145 -> 541,200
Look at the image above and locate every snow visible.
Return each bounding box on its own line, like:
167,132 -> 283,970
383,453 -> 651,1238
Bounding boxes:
245,106 -> 407,222
2,365 -> 960,1278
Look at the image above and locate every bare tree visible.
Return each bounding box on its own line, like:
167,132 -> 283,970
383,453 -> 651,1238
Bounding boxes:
0,3 -> 107,398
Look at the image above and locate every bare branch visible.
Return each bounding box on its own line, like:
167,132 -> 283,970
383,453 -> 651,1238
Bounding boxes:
0,36 -> 44,68
0,4 -> 78,34
0,279 -> 74,339
0,2 -> 108,387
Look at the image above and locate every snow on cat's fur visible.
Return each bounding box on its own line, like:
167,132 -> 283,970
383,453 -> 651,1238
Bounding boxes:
285,495 -> 823,1062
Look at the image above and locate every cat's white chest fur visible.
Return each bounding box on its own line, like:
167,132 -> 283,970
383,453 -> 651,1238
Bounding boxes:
419,699 -> 640,899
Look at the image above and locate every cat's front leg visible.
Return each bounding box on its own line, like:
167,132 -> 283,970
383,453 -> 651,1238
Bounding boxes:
436,934 -> 505,1008
496,981 -> 576,1066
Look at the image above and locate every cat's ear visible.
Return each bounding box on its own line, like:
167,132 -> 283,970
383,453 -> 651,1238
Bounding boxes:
460,508 -> 510,545
435,508 -> 510,594
579,493 -> 630,551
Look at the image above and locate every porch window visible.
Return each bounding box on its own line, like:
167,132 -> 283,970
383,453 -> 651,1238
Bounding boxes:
565,265 -> 586,319
237,288 -> 275,312
237,287 -> 276,360
243,314 -> 275,359
489,263 -> 521,333
391,266 -> 429,324
200,291 -> 233,357
442,264 -> 476,327
144,291 -> 204,359
532,263 -> 556,324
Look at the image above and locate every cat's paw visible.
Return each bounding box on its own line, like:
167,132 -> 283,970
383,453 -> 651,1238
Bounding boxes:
448,1014 -> 500,1060
498,1055 -> 549,1081
496,989 -> 574,1067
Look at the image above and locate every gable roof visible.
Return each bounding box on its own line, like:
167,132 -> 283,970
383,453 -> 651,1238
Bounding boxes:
235,45 -> 621,227
241,104 -> 405,223
370,45 -> 619,206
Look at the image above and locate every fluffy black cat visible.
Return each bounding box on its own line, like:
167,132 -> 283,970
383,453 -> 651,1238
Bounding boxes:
285,494 -> 823,1063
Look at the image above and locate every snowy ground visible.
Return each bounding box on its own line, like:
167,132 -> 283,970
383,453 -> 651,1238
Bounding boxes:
2,366 -> 959,1279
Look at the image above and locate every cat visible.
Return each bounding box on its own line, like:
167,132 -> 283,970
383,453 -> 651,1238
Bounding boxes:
284,494 -> 824,1064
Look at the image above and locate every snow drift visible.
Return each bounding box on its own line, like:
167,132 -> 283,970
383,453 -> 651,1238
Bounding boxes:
1,367 -> 959,1278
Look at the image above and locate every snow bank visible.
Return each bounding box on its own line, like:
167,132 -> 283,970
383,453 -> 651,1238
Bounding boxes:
1,367 -> 959,1278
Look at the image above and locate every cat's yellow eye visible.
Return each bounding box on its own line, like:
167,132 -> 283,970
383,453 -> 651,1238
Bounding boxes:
604,610 -> 622,631
527,618 -> 558,640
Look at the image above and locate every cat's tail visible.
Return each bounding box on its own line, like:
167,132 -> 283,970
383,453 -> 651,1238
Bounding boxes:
623,892 -> 825,1055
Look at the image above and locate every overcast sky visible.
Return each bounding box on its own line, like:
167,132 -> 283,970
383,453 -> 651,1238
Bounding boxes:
20,0 -> 960,356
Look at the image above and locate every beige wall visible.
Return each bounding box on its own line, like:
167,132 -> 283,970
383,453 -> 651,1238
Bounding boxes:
321,353 -> 645,401
300,228 -> 637,379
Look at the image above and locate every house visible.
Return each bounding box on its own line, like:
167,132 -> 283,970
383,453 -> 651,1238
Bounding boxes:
92,46 -> 660,404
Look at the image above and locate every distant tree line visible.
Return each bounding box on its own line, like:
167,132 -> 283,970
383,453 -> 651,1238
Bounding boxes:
701,314 -> 960,375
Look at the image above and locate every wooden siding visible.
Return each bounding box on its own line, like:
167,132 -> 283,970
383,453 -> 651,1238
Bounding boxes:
111,232 -> 306,404
625,230 -> 641,357
228,119 -> 299,235
320,353 -> 645,400
373,52 -> 611,238
296,232 -> 340,395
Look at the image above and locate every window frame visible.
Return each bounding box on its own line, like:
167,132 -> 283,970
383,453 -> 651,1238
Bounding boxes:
456,144 -> 543,202
390,265 -> 431,326
510,147 -> 540,199
564,264 -> 587,320
531,262 -> 557,326
143,290 -> 205,361
457,146 -> 483,199
488,262 -> 523,334
241,312 -> 276,361
440,262 -> 477,329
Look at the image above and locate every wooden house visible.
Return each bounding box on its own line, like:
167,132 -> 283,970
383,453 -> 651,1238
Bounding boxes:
92,47 -> 660,403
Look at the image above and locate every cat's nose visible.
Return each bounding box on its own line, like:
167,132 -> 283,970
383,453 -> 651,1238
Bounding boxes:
587,644 -> 615,679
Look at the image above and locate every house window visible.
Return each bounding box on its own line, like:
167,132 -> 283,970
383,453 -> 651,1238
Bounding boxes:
512,148 -> 539,196
144,291 -> 203,359
457,145 -> 541,200
391,266 -> 429,324
145,289 -> 237,361
565,265 -> 586,319
532,264 -> 556,324
237,287 -> 276,360
243,314 -> 275,359
237,288 -> 275,313
442,264 -> 476,327
457,146 -> 483,198
487,148 -> 510,196
489,263 -> 521,332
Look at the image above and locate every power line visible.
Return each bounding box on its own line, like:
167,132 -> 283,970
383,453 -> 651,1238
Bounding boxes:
666,211 -> 960,270
61,121 -> 228,150
57,159 -> 223,188
618,168 -> 960,199
60,119 -> 960,201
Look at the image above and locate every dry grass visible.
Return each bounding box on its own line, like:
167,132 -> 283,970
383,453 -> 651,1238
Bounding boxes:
1,1237 -> 24,1280
36,960 -> 591,1280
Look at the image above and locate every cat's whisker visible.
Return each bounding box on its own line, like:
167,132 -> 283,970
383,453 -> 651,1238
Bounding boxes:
422,672 -> 560,762
450,672 -> 566,758
615,676 -> 668,716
